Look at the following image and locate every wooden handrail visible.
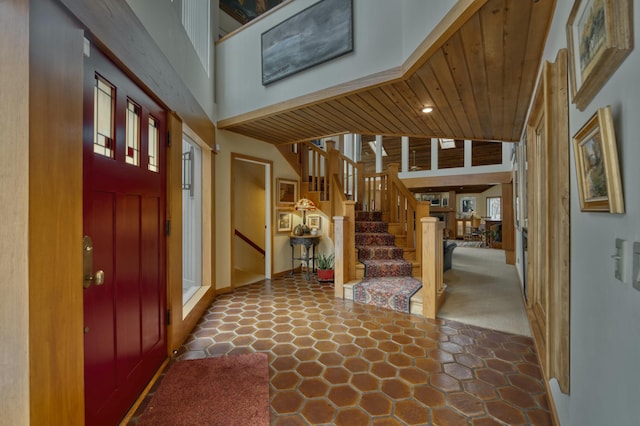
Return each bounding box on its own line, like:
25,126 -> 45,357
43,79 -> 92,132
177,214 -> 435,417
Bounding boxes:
234,229 -> 265,256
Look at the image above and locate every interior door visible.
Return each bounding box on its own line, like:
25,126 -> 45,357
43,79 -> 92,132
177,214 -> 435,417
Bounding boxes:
83,44 -> 167,426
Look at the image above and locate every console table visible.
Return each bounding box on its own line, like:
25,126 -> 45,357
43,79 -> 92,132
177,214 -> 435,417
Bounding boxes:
289,235 -> 320,280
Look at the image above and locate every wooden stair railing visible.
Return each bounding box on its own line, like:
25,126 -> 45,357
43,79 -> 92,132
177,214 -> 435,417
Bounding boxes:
298,140 -> 363,233
288,141 -> 443,318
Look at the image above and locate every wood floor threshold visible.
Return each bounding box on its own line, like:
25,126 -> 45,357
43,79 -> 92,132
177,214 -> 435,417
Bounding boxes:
119,357 -> 170,425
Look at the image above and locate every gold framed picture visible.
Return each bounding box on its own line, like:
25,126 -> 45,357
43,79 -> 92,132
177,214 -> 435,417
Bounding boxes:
566,0 -> 633,111
277,178 -> 298,206
277,211 -> 292,232
307,214 -> 321,230
573,106 -> 624,213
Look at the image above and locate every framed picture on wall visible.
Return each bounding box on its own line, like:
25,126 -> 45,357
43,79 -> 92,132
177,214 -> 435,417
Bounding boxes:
567,0 -> 633,110
277,211 -> 292,232
307,214 -> 321,230
277,179 -> 298,206
460,197 -> 476,214
572,106 -> 624,213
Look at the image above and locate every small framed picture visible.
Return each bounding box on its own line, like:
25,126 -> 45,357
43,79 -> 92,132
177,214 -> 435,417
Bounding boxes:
572,106 -> 624,213
277,179 -> 298,206
442,197 -> 449,207
277,211 -> 292,232
307,214 -> 321,229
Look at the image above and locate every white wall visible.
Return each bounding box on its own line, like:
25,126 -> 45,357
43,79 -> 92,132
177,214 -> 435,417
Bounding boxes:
535,2 -> 640,425
127,0 -> 216,121
215,0 -> 455,120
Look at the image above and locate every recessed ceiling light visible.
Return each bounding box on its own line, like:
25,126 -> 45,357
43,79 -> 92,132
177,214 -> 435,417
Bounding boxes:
421,107 -> 433,113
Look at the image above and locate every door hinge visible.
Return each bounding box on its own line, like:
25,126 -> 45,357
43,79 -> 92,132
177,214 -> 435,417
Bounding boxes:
167,309 -> 171,325
167,131 -> 171,147
165,220 -> 171,236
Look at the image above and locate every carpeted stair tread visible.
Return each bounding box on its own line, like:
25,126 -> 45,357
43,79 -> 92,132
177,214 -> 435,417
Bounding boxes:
355,221 -> 388,233
353,276 -> 422,313
355,233 -> 396,246
356,246 -> 404,260
362,259 -> 412,278
355,211 -> 382,222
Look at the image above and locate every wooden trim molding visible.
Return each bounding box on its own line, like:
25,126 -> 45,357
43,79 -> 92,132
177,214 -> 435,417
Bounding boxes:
1,0 -> 31,423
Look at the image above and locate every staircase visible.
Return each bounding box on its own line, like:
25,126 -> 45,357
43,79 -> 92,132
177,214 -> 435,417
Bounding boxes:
352,211 -> 422,313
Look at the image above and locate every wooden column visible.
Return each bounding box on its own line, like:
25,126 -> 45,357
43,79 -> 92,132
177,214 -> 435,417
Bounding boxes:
333,216 -> 345,299
502,182 -> 515,264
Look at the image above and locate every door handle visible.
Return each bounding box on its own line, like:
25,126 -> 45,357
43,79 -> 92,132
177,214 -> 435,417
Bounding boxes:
83,235 -> 105,288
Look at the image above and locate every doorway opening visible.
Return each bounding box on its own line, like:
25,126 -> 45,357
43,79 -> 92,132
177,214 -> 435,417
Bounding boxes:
231,155 -> 272,287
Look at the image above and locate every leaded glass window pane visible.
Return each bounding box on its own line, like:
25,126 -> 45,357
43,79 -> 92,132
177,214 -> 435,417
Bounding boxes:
148,117 -> 159,172
125,100 -> 140,166
93,77 -> 114,157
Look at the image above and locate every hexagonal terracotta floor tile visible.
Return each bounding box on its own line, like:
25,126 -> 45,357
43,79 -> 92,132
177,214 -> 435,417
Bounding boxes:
360,392 -> 392,416
328,384 -> 360,407
271,390 -> 304,414
298,377 -> 329,398
323,367 -> 351,384
350,373 -> 380,392
334,407 -> 370,426
395,399 -> 430,425
301,398 -> 336,424
381,378 -> 411,399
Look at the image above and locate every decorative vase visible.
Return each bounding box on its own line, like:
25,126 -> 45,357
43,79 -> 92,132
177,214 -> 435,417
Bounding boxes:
293,224 -> 303,236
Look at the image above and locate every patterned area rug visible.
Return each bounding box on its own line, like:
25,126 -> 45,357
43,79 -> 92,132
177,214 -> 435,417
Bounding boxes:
353,276 -> 422,312
352,211 -> 421,314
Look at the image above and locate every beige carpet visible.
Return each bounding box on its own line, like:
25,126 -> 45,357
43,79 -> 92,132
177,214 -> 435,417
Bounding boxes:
438,247 -> 531,336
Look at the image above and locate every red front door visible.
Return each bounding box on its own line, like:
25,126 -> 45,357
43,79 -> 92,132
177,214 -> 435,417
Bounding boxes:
83,45 -> 167,425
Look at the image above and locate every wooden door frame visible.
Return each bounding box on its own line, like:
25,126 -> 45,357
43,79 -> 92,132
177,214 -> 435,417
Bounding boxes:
525,49 -> 570,395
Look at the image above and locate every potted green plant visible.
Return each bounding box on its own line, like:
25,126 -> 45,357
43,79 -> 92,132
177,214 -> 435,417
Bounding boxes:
316,252 -> 335,282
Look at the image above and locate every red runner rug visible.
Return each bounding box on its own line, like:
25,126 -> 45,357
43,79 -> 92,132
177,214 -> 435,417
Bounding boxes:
138,353 -> 270,426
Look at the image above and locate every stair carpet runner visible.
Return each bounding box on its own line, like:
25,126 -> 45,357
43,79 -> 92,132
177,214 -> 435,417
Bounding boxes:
352,211 -> 422,313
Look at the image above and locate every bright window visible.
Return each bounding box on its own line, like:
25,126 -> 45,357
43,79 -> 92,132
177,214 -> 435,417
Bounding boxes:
125,100 -> 140,166
487,197 -> 501,220
148,117 -> 159,172
93,77 -> 114,157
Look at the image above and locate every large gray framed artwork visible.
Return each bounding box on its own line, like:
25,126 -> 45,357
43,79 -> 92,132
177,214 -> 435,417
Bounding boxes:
261,0 -> 354,85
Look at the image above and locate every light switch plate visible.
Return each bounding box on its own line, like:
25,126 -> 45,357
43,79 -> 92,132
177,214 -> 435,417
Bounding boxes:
633,242 -> 640,291
614,238 -> 625,282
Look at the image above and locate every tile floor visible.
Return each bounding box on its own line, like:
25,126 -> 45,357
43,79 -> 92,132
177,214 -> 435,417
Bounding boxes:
131,273 -> 552,425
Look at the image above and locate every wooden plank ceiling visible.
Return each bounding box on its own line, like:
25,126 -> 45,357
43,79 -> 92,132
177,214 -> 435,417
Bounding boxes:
217,0 -> 556,146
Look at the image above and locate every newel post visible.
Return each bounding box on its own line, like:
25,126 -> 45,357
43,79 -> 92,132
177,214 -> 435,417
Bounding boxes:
421,217 -> 439,319
333,216 -> 345,299
415,201 -> 431,268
